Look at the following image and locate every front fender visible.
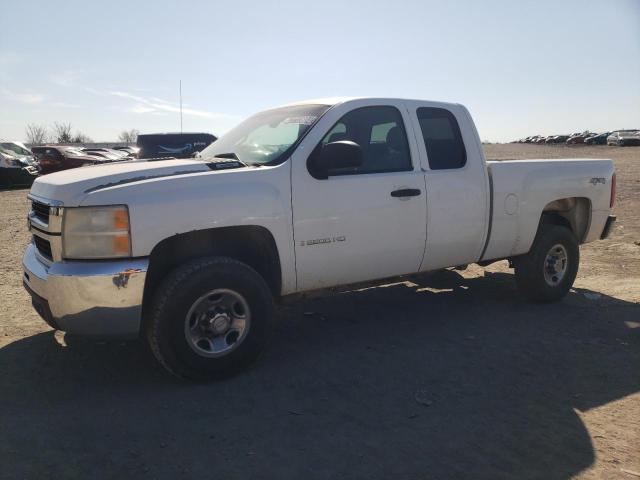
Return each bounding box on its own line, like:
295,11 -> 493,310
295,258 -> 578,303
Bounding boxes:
80,164 -> 296,293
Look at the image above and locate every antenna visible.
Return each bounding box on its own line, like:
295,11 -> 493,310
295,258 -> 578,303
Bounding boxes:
179,80 -> 183,133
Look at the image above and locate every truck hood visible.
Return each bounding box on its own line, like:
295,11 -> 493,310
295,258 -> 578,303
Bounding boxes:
30,158 -> 213,205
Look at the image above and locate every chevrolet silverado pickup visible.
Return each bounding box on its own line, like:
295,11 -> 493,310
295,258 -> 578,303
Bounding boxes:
22,97 -> 617,379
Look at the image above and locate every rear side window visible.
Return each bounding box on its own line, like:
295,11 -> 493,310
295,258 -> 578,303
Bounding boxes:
416,107 -> 466,170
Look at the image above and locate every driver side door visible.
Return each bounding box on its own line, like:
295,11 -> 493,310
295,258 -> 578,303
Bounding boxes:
290,101 -> 427,292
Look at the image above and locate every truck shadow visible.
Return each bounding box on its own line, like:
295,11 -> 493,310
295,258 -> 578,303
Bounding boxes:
1,269 -> 638,479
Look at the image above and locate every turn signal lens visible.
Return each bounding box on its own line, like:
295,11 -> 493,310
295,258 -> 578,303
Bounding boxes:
114,208 -> 129,230
113,234 -> 131,255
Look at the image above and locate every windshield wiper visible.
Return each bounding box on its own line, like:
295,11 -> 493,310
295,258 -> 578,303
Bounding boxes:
207,151 -> 264,168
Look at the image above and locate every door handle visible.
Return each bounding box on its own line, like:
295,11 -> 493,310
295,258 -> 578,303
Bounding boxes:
391,188 -> 421,198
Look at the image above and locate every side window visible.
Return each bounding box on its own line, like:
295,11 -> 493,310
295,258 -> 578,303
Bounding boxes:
416,107 -> 466,170
322,122 -> 347,145
315,106 -> 412,176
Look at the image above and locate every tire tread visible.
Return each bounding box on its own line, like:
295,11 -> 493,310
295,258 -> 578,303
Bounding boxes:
145,256 -> 272,380
514,224 -> 579,303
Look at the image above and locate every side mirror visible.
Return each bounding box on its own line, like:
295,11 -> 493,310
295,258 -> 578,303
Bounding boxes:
310,140 -> 363,179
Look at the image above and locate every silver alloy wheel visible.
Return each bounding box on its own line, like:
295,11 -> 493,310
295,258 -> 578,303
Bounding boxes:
543,244 -> 568,287
184,288 -> 251,357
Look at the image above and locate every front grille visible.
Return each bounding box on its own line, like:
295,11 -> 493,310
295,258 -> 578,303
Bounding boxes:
31,201 -> 50,224
33,235 -> 53,260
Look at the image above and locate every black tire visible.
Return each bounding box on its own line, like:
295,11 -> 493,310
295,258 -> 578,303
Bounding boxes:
145,256 -> 273,380
513,224 -> 579,303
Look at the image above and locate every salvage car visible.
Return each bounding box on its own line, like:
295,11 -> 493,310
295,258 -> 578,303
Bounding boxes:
114,146 -> 140,157
1,141 -> 33,158
584,132 -> 610,145
22,97 -> 616,380
607,130 -> 640,146
81,148 -> 133,160
566,132 -> 593,144
31,146 -> 115,174
0,145 -> 38,188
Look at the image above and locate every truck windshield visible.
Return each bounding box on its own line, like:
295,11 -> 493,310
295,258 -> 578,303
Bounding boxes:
199,104 -> 330,165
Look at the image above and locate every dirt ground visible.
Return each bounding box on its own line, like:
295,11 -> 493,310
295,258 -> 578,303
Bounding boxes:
1,144 -> 638,479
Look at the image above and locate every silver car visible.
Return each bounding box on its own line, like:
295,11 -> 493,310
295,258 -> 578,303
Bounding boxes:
607,130 -> 640,146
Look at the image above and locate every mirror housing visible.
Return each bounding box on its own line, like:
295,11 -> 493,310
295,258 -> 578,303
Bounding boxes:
310,140 -> 363,179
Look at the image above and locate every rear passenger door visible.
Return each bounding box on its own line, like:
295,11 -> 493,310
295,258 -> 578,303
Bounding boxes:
291,101 -> 427,291
409,104 -> 490,270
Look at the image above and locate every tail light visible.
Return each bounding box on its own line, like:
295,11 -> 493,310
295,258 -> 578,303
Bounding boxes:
610,172 -> 616,208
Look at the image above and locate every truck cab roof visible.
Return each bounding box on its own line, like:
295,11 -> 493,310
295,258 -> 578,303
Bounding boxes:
279,97 -> 462,109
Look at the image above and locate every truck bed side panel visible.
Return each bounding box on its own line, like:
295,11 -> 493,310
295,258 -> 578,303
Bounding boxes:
483,159 -> 614,261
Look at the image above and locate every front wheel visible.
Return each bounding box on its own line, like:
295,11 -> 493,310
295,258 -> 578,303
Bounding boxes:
145,256 -> 274,380
513,224 -> 579,303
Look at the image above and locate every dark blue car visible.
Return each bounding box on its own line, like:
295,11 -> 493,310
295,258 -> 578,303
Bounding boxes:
584,132 -> 610,145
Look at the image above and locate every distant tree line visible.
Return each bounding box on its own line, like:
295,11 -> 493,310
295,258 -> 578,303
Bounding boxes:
24,123 -> 139,145
118,129 -> 140,143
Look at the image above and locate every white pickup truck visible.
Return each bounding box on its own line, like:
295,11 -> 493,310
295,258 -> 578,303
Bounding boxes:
23,97 -> 616,379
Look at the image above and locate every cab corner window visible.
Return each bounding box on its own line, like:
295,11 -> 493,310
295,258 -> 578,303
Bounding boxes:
417,107 -> 466,170
314,106 -> 412,177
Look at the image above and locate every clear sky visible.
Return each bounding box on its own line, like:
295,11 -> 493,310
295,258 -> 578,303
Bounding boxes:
1,0 -> 639,142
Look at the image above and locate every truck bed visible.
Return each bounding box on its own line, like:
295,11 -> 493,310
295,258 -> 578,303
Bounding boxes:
482,158 -> 615,261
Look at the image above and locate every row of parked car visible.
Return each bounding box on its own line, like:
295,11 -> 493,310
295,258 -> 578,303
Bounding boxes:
32,145 -> 140,175
0,143 -> 140,188
516,129 -> 640,146
0,132 -> 218,188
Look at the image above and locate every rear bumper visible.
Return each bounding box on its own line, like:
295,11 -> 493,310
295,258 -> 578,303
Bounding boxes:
22,244 -> 148,338
600,215 -> 616,240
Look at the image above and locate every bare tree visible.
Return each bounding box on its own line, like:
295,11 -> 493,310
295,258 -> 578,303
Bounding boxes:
118,129 -> 140,143
52,122 -> 73,143
71,132 -> 93,144
25,124 -> 49,144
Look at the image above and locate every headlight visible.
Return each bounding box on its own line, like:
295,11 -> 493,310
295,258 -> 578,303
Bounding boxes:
62,205 -> 131,259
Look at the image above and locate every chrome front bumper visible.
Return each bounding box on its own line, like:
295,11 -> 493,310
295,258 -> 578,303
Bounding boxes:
22,244 -> 149,338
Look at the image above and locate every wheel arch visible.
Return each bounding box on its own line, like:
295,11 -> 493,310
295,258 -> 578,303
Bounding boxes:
540,197 -> 591,243
142,225 -> 282,316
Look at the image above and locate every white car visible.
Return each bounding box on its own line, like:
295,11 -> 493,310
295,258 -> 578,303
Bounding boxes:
607,130 -> 640,147
23,97 -> 617,379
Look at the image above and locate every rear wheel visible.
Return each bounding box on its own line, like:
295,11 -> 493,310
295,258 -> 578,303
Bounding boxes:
513,224 -> 579,303
145,256 -> 273,380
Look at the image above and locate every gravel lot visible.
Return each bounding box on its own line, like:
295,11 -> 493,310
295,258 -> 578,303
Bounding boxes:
1,144 -> 638,479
